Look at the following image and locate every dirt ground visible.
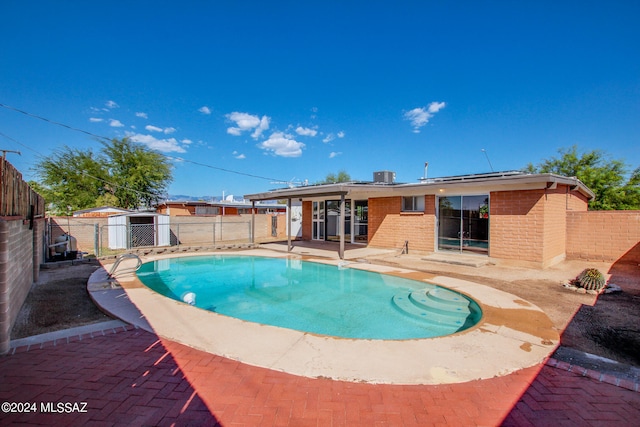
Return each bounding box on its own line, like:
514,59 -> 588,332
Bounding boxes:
10,261 -> 111,339
10,253 -> 640,381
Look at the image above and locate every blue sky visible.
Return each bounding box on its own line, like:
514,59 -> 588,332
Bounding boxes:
1,1 -> 638,199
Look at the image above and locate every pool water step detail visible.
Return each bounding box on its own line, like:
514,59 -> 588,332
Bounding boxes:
392,287 -> 472,328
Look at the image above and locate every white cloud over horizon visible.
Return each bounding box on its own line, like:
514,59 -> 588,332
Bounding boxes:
226,112 -> 270,139
145,125 -> 164,133
404,102 -> 446,133
126,132 -> 187,153
295,126 -> 317,137
146,125 -> 177,134
322,131 -> 345,143
258,132 -> 305,157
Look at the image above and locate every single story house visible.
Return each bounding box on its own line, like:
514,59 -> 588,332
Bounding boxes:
245,171 -> 595,268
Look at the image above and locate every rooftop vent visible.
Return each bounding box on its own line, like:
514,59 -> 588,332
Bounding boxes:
373,170 -> 396,184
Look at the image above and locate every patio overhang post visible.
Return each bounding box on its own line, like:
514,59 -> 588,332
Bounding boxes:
250,201 -> 255,244
287,198 -> 292,252
339,194 -> 345,259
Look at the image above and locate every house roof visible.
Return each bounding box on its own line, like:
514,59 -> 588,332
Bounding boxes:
73,206 -> 132,215
244,172 -> 595,201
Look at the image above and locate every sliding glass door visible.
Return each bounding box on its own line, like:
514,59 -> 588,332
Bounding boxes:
438,195 -> 489,254
312,199 -> 368,244
312,201 -> 325,240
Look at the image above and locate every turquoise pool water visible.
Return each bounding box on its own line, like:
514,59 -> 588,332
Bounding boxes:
136,255 -> 481,340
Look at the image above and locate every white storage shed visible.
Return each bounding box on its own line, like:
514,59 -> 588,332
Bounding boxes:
107,212 -> 170,249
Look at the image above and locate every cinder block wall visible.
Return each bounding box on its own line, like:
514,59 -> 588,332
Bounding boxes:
368,196 -> 435,252
49,217 -> 106,255
0,217 -> 44,355
567,210 -> 640,263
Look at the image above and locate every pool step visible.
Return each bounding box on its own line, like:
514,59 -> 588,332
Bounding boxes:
391,287 -> 472,328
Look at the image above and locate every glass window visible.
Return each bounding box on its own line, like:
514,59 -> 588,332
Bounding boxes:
402,196 -> 424,212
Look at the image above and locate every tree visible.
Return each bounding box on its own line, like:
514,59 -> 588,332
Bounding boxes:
524,146 -> 640,210
30,147 -> 109,214
32,138 -> 173,214
321,170 -> 352,184
100,138 -> 172,209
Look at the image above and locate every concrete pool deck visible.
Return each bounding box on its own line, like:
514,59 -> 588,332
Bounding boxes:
89,248 -> 559,385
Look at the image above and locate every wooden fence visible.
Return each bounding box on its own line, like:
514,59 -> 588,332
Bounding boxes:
0,158 -> 45,219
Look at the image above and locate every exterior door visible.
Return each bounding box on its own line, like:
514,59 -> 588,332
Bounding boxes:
312,201 -> 325,240
352,200 -> 368,244
438,195 -> 489,254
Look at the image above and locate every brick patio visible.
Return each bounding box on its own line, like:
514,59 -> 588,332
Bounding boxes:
1,324 -> 638,426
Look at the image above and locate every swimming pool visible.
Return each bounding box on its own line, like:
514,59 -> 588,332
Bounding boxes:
136,255 -> 481,340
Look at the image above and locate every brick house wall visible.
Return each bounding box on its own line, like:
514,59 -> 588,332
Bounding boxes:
567,210 -> 640,263
489,186 -> 589,267
368,196 -> 435,252
302,201 -> 312,240
489,189 -> 546,265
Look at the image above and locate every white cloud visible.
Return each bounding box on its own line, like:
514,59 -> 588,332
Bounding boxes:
105,100 -> 119,109
109,119 -> 124,127
146,125 -> 176,134
329,151 -> 342,158
404,101 -> 446,133
428,101 -> 446,113
232,150 -> 246,159
337,131 -> 345,138
126,132 -> 187,153
258,132 -> 305,157
181,139 -> 193,145
199,106 -> 211,115
295,126 -> 318,137
251,116 -> 270,139
89,117 -> 103,122
135,112 -> 148,119
322,133 -> 335,143
226,112 -> 270,139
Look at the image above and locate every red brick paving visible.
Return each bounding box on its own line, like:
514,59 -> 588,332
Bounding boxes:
1,326 -> 638,426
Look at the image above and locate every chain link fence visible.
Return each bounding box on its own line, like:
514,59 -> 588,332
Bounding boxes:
97,220 -> 253,257
47,217 -> 256,259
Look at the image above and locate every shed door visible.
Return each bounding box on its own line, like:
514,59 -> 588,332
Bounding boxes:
157,215 -> 170,246
108,215 -> 128,249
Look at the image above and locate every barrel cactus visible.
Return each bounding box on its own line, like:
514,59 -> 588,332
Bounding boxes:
577,268 -> 606,292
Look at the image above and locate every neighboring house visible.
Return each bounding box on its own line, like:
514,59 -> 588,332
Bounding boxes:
245,171 -> 595,268
156,200 -> 287,216
73,206 -> 132,217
